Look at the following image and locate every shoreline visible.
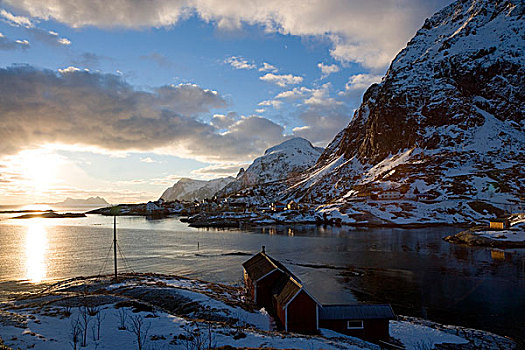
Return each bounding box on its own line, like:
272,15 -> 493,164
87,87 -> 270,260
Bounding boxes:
0,273 -> 518,349
444,227 -> 525,248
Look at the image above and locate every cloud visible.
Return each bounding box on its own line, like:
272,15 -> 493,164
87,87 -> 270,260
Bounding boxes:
259,73 -> 303,87
287,84 -> 350,145
274,86 -> 312,100
303,84 -> 341,106
58,66 -> 81,73
259,62 -> 278,73
338,73 -> 383,102
0,9 -> 32,27
25,26 -> 72,46
57,37 -> 71,45
318,62 -> 339,78
292,103 -> 351,145
224,55 -> 256,70
140,157 -> 156,163
258,99 -> 282,109
0,65 -> 224,155
210,112 -> 238,129
344,73 -> 383,90
1,8 -> 71,46
0,33 -> 30,49
2,0 -> 451,69
191,163 -> 248,178
0,65 -> 291,163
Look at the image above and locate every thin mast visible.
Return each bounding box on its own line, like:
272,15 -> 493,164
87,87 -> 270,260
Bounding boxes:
113,215 -> 117,280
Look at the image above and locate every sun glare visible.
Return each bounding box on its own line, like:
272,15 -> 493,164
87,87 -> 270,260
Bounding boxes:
25,220 -> 49,283
16,149 -> 63,193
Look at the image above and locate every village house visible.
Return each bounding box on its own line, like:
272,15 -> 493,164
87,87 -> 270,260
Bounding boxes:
319,304 -> 395,341
270,202 -> 286,212
489,218 -> 510,230
377,189 -> 402,200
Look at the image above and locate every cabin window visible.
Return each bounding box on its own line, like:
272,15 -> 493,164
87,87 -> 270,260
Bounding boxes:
346,320 -> 364,329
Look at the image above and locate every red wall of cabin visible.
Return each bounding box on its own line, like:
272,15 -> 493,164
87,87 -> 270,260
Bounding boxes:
286,291 -> 318,333
255,270 -> 284,310
319,319 -> 390,340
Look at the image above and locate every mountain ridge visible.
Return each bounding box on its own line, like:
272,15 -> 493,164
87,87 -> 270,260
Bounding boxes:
285,0 -> 524,224
160,177 -> 234,202
219,137 -> 323,201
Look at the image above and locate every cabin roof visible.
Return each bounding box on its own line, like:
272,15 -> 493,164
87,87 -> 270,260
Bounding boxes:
273,275 -> 302,306
242,252 -> 299,282
319,304 -> 395,320
242,253 -> 278,281
490,218 -> 509,222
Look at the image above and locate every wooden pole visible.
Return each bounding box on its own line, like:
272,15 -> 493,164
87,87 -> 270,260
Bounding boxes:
113,215 -> 117,281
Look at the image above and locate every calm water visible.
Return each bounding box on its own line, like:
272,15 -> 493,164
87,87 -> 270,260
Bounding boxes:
0,207 -> 524,342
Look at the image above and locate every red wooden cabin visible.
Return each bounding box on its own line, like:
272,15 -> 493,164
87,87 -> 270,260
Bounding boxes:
319,304 -> 395,341
272,275 -> 320,333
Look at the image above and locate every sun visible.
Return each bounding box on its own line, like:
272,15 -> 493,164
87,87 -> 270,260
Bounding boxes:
17,149 -> 63,192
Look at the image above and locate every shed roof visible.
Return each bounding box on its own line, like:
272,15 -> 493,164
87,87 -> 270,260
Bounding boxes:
490,218 -> 509,222
242,252 -> 298,282
273,275 -> 302,307
319,304 -> 395,320
242,252 -> 278,281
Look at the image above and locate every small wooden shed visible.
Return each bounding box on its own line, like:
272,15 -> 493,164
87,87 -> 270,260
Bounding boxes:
489,218 -> 510,230
242,248 -> 292,310
319,304 -> 395,341
272,275 -> 320,333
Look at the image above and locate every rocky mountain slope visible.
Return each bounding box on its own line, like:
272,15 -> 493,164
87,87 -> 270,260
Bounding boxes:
160,177 -> 234,202
219,137 -> 323,200
287,0 -> 524,224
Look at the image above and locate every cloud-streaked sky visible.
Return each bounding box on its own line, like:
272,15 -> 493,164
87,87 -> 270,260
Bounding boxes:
0,0 -> 451,204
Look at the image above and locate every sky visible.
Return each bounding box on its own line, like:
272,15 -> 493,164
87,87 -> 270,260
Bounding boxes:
0,0 -> 452,204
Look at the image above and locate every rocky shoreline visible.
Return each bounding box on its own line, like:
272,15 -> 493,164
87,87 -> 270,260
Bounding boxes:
444,228 -> 525,248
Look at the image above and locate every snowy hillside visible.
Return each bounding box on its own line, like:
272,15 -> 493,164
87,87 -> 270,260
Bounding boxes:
160,177 -> 234,202
219,137 -> 323,200
287,0 -> 524,224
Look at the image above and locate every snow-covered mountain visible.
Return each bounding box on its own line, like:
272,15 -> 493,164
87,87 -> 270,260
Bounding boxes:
160,177 -> 234,202
287,0 -> 524,224
220,137 -> 323,199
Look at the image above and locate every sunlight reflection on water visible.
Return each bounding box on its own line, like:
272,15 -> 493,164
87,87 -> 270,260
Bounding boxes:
25,220 -> 48,283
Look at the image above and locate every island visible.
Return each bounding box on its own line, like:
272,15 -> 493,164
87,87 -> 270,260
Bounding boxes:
12,211 -> 86,219
444,214 -> 525,248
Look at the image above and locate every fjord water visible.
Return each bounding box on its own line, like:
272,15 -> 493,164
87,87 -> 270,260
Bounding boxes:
0,209 -> 524,342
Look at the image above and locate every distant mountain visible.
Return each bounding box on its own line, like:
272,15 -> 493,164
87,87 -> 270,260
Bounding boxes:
287,0 -> 524,224
219,137 -> 323,200
160,177 -> 234,202
54,197 -> 109,206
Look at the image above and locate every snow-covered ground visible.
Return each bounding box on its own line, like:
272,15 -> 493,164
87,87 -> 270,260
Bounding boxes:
390,320 -> 467,349
0,274 -> 517,350
475,220 -> 525,243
